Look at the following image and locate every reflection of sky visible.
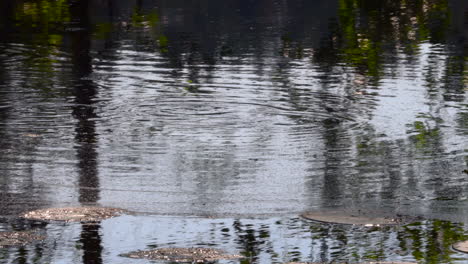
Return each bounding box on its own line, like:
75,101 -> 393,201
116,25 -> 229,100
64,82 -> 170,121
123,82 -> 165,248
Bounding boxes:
371,75 -> 428,139
371,43 -> 445,139
86,36 -> 467,217
92,46 -> 326,215
1,36 -> 464,218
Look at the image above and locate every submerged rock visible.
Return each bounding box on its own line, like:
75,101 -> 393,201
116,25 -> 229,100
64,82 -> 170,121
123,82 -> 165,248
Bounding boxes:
121,247 -> 243,262
21,207 -> 127,222
452,240 -> 468,253
301,211 -> 417,226
0,231 -> 44,247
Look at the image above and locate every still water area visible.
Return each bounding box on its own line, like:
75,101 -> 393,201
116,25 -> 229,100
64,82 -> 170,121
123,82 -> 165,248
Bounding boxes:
0,0 -> 467,263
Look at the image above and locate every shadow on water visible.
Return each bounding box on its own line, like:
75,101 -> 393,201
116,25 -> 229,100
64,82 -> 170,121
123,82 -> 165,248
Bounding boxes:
0,0 -> 467,263
70,0 -> 103,263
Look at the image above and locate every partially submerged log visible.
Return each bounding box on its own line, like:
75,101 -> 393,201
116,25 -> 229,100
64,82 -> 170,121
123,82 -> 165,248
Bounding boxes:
301,211 -> 418,226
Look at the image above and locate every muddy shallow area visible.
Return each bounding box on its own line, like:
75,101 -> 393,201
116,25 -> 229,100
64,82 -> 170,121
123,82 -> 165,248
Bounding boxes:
21,207 -> 127,222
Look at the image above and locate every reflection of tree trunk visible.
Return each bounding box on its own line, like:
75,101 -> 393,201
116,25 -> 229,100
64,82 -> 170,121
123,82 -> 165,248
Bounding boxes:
0,47 -> 8,128
80,224 -> 103,264
232,220 -> 261,262
0,1 -> 14,34
69,1 -> 103,264
321,122 -> 343,205
69,0 -> 99,205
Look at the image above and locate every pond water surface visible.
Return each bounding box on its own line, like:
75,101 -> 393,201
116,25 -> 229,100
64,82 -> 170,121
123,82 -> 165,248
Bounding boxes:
0,0 -> 467,263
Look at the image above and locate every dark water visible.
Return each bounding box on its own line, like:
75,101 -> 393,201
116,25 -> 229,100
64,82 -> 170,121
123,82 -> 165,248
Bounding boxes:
0,0 -> 467,263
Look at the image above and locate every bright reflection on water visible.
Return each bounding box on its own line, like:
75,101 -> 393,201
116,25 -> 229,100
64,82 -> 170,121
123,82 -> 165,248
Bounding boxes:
0,0 -> 467,263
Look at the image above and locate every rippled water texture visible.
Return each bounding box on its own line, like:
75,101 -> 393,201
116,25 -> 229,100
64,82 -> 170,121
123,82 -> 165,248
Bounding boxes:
0,0 -> 467,263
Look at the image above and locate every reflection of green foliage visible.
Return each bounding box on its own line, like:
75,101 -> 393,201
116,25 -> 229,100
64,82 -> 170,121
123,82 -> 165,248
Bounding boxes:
13,0 -> 69,59
362,249 -> 385,260
308,220 -> 467,263
442,55 -> 467,96
457,111 -> 468,135
15,0 -> 70,35
409,121 -> 439,149
403,221 -> 467,264
318,0 -> 452,83
239,259 -> 250,264
280,35 -> 304,59
131,8 -> 168,53
465,57 -> 468,88
159,35 -> 169,53
12,0 -> 71,96
14,0 -> 70,46
419,1 -> 450,43
93,23 -> 113,40
404,223 -> 425,260
355,138 -> 388,169
337,0 -> 382,78
131,9 -> 159,28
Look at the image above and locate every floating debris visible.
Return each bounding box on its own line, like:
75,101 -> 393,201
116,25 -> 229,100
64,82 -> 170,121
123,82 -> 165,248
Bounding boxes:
21,207 -> 127,222
122,247 -> 243,262
453,240 -> 468,253
0,231 -> 44,248
301,211 -> 417,226
23,133 -> 40,138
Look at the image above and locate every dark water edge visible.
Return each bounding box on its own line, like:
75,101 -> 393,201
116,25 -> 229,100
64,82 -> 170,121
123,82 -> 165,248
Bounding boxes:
0,0 -> 467,263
